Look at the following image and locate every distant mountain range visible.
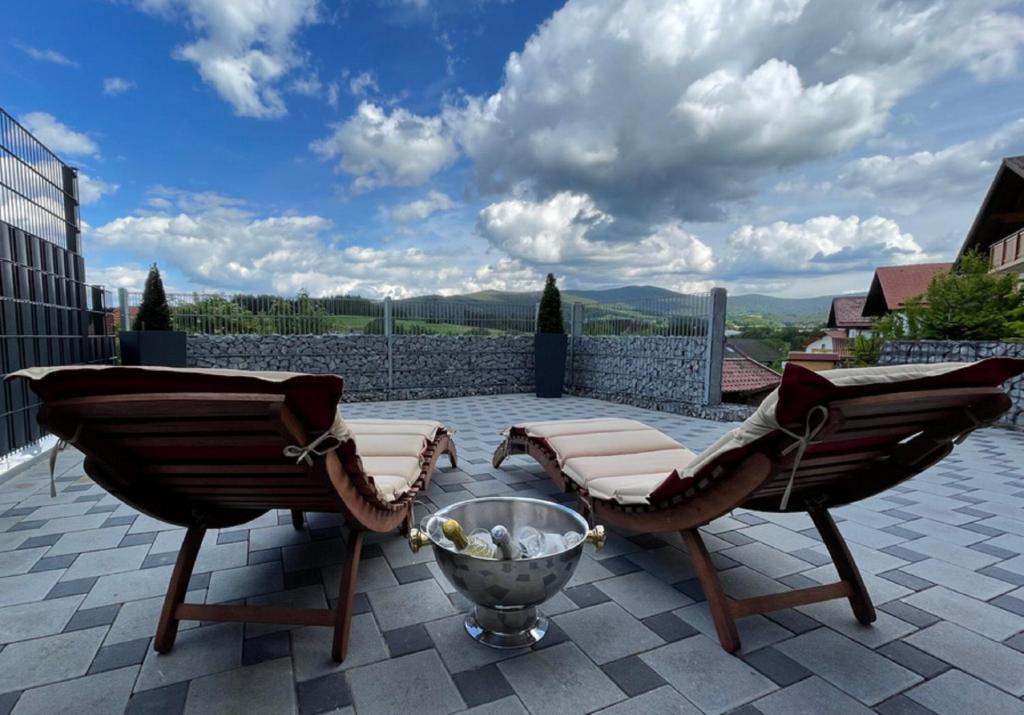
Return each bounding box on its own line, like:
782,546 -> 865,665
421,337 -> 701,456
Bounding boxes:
436,286 -> 833,324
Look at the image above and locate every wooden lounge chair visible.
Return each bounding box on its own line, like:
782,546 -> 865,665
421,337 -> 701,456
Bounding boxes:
11,365 -> 456,662
492,359 -> 1024,653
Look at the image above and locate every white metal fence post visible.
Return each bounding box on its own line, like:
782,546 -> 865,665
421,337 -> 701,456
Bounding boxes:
118,288 -> 130,332
383,297 -> 393,397
702,287 -> 727,405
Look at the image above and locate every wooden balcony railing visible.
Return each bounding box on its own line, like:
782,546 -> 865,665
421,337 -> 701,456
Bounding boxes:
990,229 -> 1024,272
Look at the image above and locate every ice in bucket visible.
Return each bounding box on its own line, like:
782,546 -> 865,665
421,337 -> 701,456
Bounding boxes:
428,516 -> 584,560
409,497 -> 604,649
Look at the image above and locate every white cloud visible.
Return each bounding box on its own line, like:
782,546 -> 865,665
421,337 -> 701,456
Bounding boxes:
135,0 -> 320,118
723,215 -> 926,278
388,191 -> 455,223
18,113 -> 99,157
837,120 -> 1024,210
87,265 -> 152,291
349,71 -> 379,96
103,77 -> 136,95
15,42 -> 78,67
311,102 -> 458,191
77,173 -> 119,204
290,73 -> 322,96
326,81 -> 340,107
88,189 -> 509,297
476,192 -> 715,284
439,0 -> 1024,222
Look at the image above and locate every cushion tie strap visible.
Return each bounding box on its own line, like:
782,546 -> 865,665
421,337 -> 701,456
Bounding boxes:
284,430 -> 341,466
776,405 -> 830,511
48,425 -> 83,498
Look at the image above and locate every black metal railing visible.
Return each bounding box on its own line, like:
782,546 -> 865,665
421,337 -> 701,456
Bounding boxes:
0,108 -> 80,251
0,105 -> 115,459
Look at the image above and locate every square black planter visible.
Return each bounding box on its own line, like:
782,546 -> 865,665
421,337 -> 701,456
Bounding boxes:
535,333 -> 567,398
120,331 -> 187,367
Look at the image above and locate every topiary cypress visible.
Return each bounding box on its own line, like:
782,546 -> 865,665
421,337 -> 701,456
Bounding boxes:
537,273 -> 564,334
133,263 -> 173,331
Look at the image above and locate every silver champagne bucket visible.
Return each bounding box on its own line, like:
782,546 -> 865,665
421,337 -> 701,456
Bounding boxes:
409,496 -> 604,648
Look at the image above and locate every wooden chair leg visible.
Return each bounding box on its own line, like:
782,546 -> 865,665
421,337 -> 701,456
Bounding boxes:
331,529 -> 365,662
491,440 -> 509,469
154,525 -> 206,653
809,507 -> 876,624
681,528 -> 740,653
446,442 -> 458,469
290,510 -> 304,531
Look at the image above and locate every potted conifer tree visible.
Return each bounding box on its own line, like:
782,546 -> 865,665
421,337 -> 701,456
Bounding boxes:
119,263 -> 186,366
535,273 -> 567,398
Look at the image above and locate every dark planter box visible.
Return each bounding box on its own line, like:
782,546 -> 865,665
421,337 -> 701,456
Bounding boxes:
535,333 -> 567,398
120,331 -> 187,367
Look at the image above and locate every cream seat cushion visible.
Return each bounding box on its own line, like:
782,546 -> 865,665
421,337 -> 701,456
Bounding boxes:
516,362 -> 986,505
518,419 -> 694,504
344,417 -> 444,501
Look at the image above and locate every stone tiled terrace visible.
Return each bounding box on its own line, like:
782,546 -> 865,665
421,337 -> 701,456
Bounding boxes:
2,394 -> 1024,715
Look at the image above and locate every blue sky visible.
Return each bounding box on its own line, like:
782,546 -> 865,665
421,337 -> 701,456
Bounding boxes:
3,0 -> 1024,298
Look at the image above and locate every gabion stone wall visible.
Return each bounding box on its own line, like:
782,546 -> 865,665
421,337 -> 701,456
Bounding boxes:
186,333 -> 741,419
567,336 -> 709,408
879,340 -> 1024,428
187,334 -> 389,400
390,335 -> 533,400
187,334 -> 533,402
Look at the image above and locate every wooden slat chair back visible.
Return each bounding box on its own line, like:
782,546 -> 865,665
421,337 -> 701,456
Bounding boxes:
17,367 -> 455,662
494,361 -> 1022,654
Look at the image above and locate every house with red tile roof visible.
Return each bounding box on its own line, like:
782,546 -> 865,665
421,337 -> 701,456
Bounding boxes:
957,156 -> 1024,274
827,295 -> 872,335
721,356 -> 781,404
861,263 -> 952,318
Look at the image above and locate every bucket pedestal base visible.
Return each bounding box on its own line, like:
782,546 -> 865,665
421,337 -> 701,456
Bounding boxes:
464,605 -> 548,649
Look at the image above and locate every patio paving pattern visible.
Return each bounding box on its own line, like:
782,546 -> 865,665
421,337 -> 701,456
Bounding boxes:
1,393 -> 1024,714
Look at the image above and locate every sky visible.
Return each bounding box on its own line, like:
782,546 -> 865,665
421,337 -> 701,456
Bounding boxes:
3,0 -> 1024,300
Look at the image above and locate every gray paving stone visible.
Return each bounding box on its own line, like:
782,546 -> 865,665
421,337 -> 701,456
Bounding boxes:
458,696 -> 527,715
249,524 -> 310,552
674,602 -> 791,653
0,626 -> 106,694
775,628 -> 921,705
739,523 -> 819,552
242,585 -> 327,639
904,585 -> 1024,641
44,525 -> 129,557
905,621 -> 1024,695
349,648 -> 464,715
906,669 -> 1024,715
291,614 -> 387,681
0,547 -> 47,577
0,594 -> 83,644
81,565 -> 175,609
88,637 -> 150,674
796,599 -> 916,647
368,579 -> 456,632
639,635 -> 776,714
721,542 -> 813,578
592,685 -> 700,715
424,614 -> 518,673
624,545 -> 696,583
183,656 -> 296,715
135,623 -> 243,692
105,591 -> 204,645
593,570 -> 692,618
0,570 -> 62,607
500,642 -> 626,715
554,602 -> 663,664
206,562 -> 283,603
10,665 -> 137,715
753,676 -> 874,715
60,544 -> 150,582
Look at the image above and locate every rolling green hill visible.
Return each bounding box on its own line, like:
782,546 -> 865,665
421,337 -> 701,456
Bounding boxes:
415,286 -> 833,325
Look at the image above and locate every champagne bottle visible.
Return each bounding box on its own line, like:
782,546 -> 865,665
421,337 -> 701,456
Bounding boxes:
490,525 -> 522,560
441,519 -> 496,558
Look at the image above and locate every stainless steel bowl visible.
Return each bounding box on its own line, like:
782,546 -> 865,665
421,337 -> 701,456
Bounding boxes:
408,496 -> 604,649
